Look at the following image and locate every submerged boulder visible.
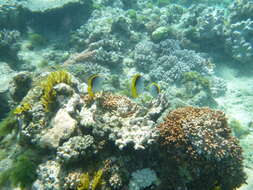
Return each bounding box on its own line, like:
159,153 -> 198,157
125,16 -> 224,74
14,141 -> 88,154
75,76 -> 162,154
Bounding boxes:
22,0 -> 87,13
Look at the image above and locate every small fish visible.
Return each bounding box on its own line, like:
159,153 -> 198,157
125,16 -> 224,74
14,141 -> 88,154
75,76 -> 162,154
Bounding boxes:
131,74 -> 144,98
149,82 -> 160,98
87,74 -> 104,97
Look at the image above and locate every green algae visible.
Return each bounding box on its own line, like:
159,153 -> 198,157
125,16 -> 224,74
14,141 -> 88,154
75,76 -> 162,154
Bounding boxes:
182,71 -> 210,90
28,33 -> 47,47
10,152 -> 37,189
0,111 -> 18,137
0,149 -> 40,190
77,169 -> 104,190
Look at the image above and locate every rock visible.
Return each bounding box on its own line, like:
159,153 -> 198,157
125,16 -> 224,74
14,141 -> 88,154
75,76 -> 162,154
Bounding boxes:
0,62 -> 16,93
9,71 -> 32,102
22,0 -> 86,13
0,62 -> 16,119
39,108 -> 77,149
151,26 -> 170,42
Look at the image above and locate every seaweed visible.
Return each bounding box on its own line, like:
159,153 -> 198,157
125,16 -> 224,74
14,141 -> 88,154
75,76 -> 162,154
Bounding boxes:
77,169 -> 104,190
0,149 -> 40,190
182,71 -> 210,90
0,110 -> 18,137
9,150 -> 39,190
91,169 -> 104,190
0,170 -> 11,187
13,102 -> 32,116
28,33 -> 47,47
40,70 -> 72,112
78,173 -> 90,190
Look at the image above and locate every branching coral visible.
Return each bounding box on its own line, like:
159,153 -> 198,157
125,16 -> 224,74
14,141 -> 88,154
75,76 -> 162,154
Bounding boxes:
157,107 -> 246,190
40,70 -> 72,112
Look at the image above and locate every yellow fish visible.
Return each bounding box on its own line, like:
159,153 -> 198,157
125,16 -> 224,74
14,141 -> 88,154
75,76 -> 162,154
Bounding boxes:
148,82 -> 160,98
87,74 -> 103,97
131,74 -> 144,98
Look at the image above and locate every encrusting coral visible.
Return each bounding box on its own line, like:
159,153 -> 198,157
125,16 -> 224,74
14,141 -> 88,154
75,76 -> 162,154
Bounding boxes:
157,106 -> 246,190
40,70 -> 72,112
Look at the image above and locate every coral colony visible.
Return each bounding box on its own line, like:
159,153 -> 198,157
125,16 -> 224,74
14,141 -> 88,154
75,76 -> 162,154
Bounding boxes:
0,0 -> 253,190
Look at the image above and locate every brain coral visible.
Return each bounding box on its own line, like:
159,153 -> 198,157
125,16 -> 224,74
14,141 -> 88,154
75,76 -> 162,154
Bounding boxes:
157,107 -> 246,190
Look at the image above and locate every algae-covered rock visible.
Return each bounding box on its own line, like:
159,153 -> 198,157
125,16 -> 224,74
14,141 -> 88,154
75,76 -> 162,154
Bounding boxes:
151,26 -> 170,42
0,63 -> 16,119
22,0 -> 87,13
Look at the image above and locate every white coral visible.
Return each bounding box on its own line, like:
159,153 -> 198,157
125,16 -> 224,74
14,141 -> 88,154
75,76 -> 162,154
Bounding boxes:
129,168 -> 158,190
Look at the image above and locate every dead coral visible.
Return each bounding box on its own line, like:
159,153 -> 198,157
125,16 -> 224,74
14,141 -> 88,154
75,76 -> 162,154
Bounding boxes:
63,50 -> 96,66
157,106 -> 246,190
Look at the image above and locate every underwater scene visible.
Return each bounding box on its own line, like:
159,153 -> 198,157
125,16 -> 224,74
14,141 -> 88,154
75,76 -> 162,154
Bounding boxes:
1,0 -> 253,189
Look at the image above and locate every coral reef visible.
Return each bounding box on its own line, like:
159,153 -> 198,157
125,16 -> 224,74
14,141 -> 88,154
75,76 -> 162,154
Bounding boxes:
56,135 -> 94,163
0,29 -> 20,63
1,0 -> 252,189
32,160 -> 61,190
158,106 -> 246,189
134,39 -> 214,83
80,92 -> 161,150
224,19 -> 253,63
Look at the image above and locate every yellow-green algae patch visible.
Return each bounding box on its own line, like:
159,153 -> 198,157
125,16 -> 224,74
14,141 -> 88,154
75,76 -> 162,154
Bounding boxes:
40,70 -> 72,112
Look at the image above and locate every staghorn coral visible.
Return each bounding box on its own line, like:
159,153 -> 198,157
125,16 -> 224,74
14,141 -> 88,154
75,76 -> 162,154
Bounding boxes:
40,70 -> 72,112
158,106 -> 246,190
